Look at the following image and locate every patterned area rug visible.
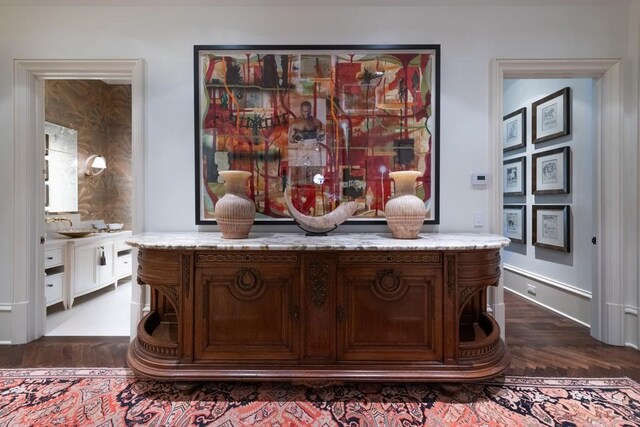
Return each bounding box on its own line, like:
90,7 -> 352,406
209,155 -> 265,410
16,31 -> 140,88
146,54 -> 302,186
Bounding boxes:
1,369 -> 639,426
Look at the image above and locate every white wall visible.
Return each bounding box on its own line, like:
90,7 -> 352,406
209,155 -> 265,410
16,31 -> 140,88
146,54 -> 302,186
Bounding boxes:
630,0 -> 640,350
0,2 -> 634,338
503,78 -> 595,297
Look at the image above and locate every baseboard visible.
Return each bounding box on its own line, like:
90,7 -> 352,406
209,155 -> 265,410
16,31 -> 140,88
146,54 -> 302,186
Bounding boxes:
624,306 -> 638,349
503,265 -> 591,327
0,305 -> 11,344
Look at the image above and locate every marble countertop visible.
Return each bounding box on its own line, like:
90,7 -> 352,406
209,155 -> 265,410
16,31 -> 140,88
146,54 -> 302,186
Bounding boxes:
45,230 -> 132,245
126,232 -> 510,251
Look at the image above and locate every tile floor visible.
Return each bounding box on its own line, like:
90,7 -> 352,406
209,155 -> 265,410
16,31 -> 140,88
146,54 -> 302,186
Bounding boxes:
46,280 -> 131,336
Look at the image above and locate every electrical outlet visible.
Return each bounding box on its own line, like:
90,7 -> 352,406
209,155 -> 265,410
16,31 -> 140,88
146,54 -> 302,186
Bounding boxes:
527,284 -> 537,296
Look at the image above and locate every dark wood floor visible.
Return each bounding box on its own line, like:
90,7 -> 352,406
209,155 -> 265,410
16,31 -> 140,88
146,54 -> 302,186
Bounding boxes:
503,290 -> 640,381
0,291 -> 638,381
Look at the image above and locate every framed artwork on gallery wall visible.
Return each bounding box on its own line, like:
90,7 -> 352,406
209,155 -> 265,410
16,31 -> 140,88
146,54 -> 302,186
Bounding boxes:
532,146 -> 571,195
532,87 -> 571,144
503,205 -> 526,244
194,45 -> 440,225
503,156 -> 526,196
503,107 -> 526,152
532,205 -> 571,252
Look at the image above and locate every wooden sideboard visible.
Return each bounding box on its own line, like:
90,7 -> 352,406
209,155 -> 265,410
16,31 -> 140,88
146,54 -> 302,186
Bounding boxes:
127,232 -> 510,382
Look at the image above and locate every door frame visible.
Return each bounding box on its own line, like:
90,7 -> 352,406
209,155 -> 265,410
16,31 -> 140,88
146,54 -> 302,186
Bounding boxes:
489,58 -> 630,345
12,59 -> 145,343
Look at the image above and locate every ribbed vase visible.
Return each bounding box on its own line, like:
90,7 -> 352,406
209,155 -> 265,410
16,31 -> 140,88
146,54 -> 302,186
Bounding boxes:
384,171 -> 426,239
216,170 -> 255,239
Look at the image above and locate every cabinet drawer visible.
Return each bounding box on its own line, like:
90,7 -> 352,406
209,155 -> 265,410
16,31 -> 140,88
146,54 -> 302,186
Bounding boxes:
116,253 -> 132,278
44,248 -> 64,268
44,273 -> 64,306
115,239 -> 130,252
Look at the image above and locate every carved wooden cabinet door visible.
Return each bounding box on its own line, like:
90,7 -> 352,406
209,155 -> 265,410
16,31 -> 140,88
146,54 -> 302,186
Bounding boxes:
336,252 -> 443,362
194,253 -> 300,361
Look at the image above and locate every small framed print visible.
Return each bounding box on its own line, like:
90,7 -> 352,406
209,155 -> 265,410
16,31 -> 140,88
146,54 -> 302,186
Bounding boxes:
532,205 -> 570,252
503,156 -> 526,196
503,107 -> 526,152
532,87 -> 571,144
532,146 -> 570,194
504,205 -> 526,244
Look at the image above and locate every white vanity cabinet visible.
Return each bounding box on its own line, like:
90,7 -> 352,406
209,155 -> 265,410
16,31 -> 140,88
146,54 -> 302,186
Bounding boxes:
44,241 -> 67,308
115,240 -> 133,279
46,231 -> 133,309
72,243 -> 102,301
100,241 -> 117,286
68,232 -> 132,308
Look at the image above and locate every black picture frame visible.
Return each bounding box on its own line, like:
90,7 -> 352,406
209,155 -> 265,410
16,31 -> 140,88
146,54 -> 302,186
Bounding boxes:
503,204 -> 526,244
532,205 -> 571,252
503,107 -> 526,152
503,156 -> 526,196
194,44 -> 441,225
532,87 -> 571,144
532,146 -> 571,195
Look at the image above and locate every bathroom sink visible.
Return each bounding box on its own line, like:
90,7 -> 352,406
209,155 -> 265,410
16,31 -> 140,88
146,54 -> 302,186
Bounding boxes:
56,229 -> 96,238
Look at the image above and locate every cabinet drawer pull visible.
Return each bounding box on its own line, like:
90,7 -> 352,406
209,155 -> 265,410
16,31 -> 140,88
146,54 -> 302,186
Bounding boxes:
46,283 -> 54,287
47,256 -> 54,260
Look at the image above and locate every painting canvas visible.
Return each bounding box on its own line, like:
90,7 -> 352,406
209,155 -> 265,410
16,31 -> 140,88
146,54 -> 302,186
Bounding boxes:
194,45 -> 440,224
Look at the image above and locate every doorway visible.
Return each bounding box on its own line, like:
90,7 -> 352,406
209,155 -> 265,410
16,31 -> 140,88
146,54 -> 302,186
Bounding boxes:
501,77 -> 596,327
489,59 -> 628,346
12,59 -> 145,344
44,79 -> 133,336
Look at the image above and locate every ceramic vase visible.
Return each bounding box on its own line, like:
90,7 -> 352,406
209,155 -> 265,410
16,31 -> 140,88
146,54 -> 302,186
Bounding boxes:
216,170 -> 255,239
384,171 -> 426,239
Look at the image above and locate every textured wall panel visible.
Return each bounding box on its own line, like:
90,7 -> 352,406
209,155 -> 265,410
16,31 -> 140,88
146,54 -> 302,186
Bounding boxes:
45,80 -> 132,229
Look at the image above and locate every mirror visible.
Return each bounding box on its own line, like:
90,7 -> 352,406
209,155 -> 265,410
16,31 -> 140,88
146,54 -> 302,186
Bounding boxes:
45,121 -> 78,212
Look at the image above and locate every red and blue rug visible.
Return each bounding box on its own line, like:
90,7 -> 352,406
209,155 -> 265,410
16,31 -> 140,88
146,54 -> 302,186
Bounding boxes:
0,369 -> 638,426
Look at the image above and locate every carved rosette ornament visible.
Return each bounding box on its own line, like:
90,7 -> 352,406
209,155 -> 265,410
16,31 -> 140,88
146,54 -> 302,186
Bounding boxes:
372,269 -> 406,301
231,267 -> 265,300
309,260 -> 329,307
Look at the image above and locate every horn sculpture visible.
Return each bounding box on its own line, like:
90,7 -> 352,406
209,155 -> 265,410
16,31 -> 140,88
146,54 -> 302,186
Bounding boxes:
284,188 -> 357,235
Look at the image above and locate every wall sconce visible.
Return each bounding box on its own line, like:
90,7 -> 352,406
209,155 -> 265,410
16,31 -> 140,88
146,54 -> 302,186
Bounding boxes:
85,154 -> 107,176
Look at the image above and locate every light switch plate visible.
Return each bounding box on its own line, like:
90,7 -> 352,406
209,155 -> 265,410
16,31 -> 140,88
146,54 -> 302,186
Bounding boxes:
473,211 -> 484,227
